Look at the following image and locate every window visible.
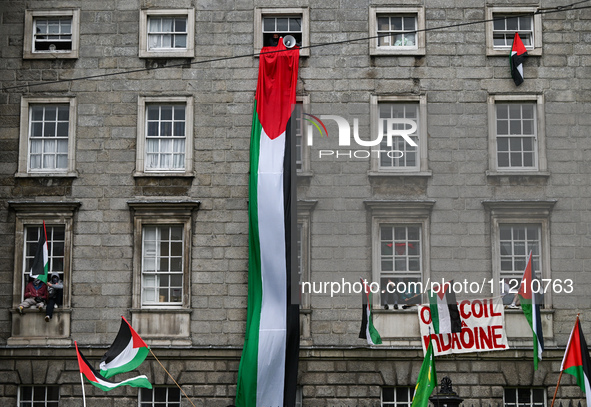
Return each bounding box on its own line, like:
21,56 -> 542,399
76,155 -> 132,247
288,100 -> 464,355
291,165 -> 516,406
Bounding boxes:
18,98 -> 77,177
135,96 -> 194,177
499,224 -> 541,279
8,201 -> 78,344
139,9 -> 195,58
483,200 -> 555,308
379,225 -> 422,307
18,386 -> 59,407
293,96 -> 311,175
487,95 -> 547,176
370,7 -> 425,56
254,8 -> 310,56
295,386 -> 303,407
365,200 -> 434,308
298,200 -> 316,343
382,387 -> 413,407
129,201 -> 198,344
504,388 -> 546,407
370,95 -> 430,176
486,7 -> 542,56
142,225 -> 184,306
140,387 -> 181,407
496,103 -> 536,169
21,225 -> 65,302
24,9 -> 79,59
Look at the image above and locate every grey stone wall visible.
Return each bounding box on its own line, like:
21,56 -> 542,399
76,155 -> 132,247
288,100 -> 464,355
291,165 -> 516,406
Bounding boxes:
1,0 -> 591,405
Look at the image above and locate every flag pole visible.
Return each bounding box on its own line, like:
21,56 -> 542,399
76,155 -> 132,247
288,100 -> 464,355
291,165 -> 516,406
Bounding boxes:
149,349 -> 197,407
80,372 -> 86,407
550,314 -> 580,407
549,370 -> 563,407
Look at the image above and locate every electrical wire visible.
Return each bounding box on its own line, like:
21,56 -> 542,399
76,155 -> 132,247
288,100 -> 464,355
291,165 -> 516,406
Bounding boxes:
2,1 -> 589,92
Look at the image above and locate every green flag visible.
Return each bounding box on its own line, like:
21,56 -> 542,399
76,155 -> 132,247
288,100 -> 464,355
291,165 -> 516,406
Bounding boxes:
411,339 -> 437,407
29,221 -> 49,284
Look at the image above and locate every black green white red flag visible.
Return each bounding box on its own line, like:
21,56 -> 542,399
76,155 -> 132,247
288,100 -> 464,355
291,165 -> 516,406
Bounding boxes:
359,278 -> 382,345
518,251 -> 544,370
99,316 -> 150,378
411,339 -> 437,407
510,32 -> 528,86
235,39 -> 300,407
29,221 -> 49,284
75,342 -> 152,391
429,280 -> 461,334
560,316 -> 591,407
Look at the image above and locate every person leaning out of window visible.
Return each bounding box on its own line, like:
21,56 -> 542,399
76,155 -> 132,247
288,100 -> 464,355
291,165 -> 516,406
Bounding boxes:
18,277 -> 48,313
45,272 -> 63,322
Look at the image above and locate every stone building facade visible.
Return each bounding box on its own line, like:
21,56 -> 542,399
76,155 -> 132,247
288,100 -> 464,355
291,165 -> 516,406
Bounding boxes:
1,0 -> 591,406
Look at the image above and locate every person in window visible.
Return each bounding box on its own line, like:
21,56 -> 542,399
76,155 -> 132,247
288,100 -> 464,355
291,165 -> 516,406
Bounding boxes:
18,277 -> 48,313
45,272 -> 63,322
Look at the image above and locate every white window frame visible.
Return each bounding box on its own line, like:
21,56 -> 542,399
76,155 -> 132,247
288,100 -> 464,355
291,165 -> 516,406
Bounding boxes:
10,201 -> 78,312
135,96 -> 194,177
369,7 -> 425,56
18,385 -> 60,407
498,224 -> 542,280
141,225 -> 185,307
503,388 -> 547,407
483,200 -> 555,308
130,201 -> 198,310
382,386 -> 413,407
139,386 -> 181,407
254,8 -> 310,57
297,200 -> 316,344
487,94 -> 547,176
139,9 -> 195,58
21,224 -> 66,302
23,9 -> 80,59
365,200 -> 434,309
17,97 -> 77,178
486,7 -> 542,56
294,95 -> 312,176
370,95 -> 430,176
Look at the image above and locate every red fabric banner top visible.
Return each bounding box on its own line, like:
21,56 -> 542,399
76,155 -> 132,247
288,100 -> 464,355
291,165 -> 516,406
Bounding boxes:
255,40 -> 300,140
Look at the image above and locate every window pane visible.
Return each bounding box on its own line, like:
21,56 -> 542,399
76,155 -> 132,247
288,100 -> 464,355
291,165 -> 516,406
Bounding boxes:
520,16 -> 532,31
276,18 -> 288,31
289,18 -> 301,31
175,18 -> 186,32
506,17 -> 518,31
403,17 -> 415,31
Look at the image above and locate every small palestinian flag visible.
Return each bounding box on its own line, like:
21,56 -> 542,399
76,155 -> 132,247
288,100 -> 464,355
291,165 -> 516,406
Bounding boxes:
29,221 -> 49,284
429,281 -> 461,335
99,316 -> 150,378
561,316 -> 591,407
359,278 -> 382,345
510,32 -> 528,86
75,342 -> 152,391
518,251 -> 544,370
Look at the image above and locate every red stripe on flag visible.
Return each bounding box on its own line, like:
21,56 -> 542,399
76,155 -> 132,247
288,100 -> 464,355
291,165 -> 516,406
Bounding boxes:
122,316 -> 148,349
75,341 -> 99,383
254,41 -> 299,140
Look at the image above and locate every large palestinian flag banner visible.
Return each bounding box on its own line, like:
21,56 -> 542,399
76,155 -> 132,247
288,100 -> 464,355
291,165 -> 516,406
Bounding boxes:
75,342 -> 152,391
235,39 -> 300,407
100,316 -> 150,378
